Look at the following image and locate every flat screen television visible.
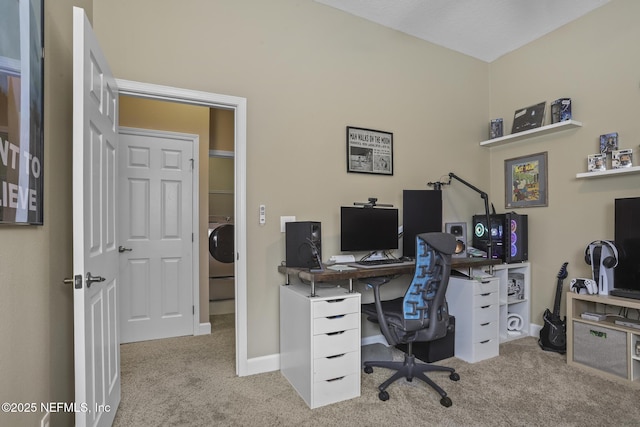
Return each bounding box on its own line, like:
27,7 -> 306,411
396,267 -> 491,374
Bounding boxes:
340,206 -> 398,252
615,197 -> 640,291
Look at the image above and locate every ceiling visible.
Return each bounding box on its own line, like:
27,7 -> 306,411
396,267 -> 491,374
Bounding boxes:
313,0 -> 610,62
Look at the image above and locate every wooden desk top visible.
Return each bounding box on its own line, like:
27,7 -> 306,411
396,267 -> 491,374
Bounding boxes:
278,257 -> 502,284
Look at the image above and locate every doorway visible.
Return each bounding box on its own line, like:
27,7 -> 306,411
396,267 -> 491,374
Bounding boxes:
116,79 -> 249,376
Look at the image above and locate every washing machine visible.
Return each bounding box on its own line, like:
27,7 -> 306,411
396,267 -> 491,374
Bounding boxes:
208,221 -> 235,301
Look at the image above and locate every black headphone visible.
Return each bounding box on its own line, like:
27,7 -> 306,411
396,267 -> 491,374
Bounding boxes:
584,240 -> 619,269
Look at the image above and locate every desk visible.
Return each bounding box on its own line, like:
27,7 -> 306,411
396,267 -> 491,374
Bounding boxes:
278,257 -> 502,296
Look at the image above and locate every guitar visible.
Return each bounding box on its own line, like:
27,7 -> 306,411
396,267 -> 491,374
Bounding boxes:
539,262 -> 569,354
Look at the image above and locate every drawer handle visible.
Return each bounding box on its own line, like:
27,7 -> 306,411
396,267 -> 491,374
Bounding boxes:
326,353 -> 346,359
480,292 -> 491,296
480,339 -> 491,344
326,331 -> 345,336
326,376 -> 345,382
327,299 -> 345,303
327,315 -> 345,320
480,322 -> 490,326
481,305 -> 491,309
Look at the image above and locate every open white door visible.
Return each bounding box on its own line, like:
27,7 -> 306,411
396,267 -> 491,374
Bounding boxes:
72,7 -> 120,427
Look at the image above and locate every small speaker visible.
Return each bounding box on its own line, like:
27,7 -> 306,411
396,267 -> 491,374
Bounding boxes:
445,222 -> 467,258
285,221 -> 322,268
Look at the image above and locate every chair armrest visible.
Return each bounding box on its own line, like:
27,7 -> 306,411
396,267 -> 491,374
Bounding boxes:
365,276 -> 399,346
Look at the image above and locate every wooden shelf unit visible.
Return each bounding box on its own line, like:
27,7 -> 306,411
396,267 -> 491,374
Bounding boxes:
567,292 -> 640,387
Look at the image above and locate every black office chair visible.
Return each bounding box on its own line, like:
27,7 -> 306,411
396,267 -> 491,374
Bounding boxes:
362,232 -> 459,407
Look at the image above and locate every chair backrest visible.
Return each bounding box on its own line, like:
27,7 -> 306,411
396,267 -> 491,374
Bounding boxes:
402,232 -> 456,342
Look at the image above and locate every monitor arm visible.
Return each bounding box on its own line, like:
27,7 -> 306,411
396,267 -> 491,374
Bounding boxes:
447,172 -> 493,262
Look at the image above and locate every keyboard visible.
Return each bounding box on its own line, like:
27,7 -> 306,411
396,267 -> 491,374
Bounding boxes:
351,259 -> 414,269
609,288 -> 640,300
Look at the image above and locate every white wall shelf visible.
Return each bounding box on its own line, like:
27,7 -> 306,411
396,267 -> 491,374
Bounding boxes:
480,120 -> 582,147
576,165 -> 640,179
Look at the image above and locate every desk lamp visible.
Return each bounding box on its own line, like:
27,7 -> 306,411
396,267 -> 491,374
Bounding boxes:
428,172 -> 493,261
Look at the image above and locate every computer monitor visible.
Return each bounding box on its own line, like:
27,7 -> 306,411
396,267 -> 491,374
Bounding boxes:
340,206 -> 398,252
615,197 -> 640,292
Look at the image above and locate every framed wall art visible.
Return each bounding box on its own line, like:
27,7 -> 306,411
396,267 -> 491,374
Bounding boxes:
0,0 -> 44,224
505,152 -> 548,208
346,126 -> 393,175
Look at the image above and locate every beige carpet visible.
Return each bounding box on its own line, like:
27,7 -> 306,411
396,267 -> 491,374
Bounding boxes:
113,314 -> 640,426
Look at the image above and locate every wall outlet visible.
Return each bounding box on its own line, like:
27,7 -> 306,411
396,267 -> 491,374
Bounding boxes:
280,216 -> 296,232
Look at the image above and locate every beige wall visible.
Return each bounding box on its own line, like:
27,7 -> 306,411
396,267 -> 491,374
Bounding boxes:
3,2 -> 639,425
94,0 -> 490,358
488,0 -> 640,322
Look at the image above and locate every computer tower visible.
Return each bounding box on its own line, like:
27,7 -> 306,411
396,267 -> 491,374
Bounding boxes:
285,221 -> 322,268
402,190 -> 442,258
472,213 -> 528,263
445,222 -> 467,258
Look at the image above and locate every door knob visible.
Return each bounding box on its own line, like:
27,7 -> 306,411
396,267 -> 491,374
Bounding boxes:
118,246 -> 132,253
63,275 -> 83,289
86,272 -> 105,288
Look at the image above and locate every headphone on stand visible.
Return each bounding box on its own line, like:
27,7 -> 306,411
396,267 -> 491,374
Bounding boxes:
584,240 -> 619,295
584,240 -> 619,269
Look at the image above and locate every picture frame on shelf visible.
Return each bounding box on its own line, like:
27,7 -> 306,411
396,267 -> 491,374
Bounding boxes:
600,132 -> 619,154
505,152 -> 548,208
511,102 -> 546,134
346,126 -> 393,175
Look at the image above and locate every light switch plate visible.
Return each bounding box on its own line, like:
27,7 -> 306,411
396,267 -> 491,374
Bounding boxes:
280,216 -> 296,232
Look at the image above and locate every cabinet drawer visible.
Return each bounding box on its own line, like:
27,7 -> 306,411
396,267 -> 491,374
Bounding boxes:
314,351 -> 359,381
313,329 -> 360,358
472,321 -> 498,342
314,312 -> 359,335
474,304 -> 498,324
473,291 -> 498,308
312,373 -> 359,408
471,338 -> 499,361
313,297 -> 359,318
472,279 -> 499,295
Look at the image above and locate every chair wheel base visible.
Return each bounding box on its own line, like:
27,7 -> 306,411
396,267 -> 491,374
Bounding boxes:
450,372 -> 460,381
440,396 -> 452,407
364,366 -> 373,374
378,390 -> 390,401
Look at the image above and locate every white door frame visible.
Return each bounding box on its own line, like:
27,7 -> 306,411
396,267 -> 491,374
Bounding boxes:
116,79 -> 249,376
118,126 -> 199,341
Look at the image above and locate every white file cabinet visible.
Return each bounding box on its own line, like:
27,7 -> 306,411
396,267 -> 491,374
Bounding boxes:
280,283 -> 361,408
446,275 -> 500,363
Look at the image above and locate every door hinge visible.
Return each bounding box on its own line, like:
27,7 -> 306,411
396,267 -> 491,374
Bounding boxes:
193,305 -> 195,315
192,233 -> 194,242
190,158 -> 194,170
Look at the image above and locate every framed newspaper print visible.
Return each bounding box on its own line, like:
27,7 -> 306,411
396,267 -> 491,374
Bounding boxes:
346,126 -> 393,175
505,152 -> 548,208
0,0 -> 44,224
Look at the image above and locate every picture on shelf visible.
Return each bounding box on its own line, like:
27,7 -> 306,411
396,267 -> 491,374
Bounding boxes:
587,153 -> 607,172
511,102 -> 546,134
551,98 -> 572,124
599,132 -> 619,154
612,149 -> 633,169
490,118 -> 503,139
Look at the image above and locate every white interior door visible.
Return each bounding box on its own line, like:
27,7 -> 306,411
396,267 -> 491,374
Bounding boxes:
72,6 -> 120,427
118,128 -> 196,343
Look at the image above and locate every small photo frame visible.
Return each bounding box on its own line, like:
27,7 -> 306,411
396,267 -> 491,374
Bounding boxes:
490,119 -> 503,139
505,152 -> 548,208
346,126 -> 393,175
511,102 -> 546,134
600,132 -> 619,154
588,153 -> 607,172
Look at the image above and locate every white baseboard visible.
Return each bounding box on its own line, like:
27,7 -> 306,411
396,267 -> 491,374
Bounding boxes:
243,353 -> 280,376
197,322 -> 211,335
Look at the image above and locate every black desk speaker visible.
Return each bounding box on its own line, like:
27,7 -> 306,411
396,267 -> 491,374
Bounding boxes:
286,221 -> 322,268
